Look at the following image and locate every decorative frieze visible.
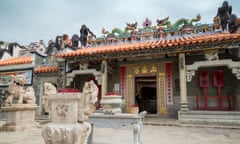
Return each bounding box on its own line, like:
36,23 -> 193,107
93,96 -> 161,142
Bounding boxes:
66,69 -> 102,86
186,70 -> 195,82
232,67 -> 240,79
186,59 -> 240,82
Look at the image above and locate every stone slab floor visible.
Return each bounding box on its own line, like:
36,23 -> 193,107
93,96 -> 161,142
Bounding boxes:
0,121 -> 239,144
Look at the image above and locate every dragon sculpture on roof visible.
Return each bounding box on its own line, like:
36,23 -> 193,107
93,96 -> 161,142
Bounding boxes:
156,14 -> 201,30
102,22 -> 138,37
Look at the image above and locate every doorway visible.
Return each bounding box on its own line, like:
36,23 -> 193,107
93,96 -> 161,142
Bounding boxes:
135,76 -> 157,114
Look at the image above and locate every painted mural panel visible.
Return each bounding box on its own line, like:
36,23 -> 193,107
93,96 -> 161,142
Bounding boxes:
0,69 -> 33,86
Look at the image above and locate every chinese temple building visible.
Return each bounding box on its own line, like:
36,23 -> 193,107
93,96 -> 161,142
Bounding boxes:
54,2 -> 240,126
1,1 -> 240,127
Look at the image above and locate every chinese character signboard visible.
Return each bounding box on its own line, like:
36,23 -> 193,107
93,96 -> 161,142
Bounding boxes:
120,66 -> 126,98
165,62 -> 173,105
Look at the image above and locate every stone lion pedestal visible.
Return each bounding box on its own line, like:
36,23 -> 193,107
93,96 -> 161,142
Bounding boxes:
0,75 -> 39,132
0,104 -> 39,132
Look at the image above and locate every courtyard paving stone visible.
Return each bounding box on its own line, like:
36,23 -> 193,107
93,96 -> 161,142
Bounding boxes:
0,120 -> 240,144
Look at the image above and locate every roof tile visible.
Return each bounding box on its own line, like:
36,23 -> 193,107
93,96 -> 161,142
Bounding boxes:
55,33 -> 240,58
34,65 -> 58,73
0,56 -> 33,66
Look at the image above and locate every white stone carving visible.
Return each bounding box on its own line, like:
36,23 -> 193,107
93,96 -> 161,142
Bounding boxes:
49,94 -> 79,123
42,82 -> 57,113
0,75 -> 39,132
232,67 -> 240,79
66,77 -> 73,86
5,75 -> 36,105
204,51 -> 219,61
42,80 -> 98,144
79,63 -> 89,70
100,95 -> 122,114
186,70 -> 195,82
56,103 -> 69,118
0,105 -> 39,131
186,59 -> 240,82
42,122 -> 91,144
78,80 -> 98,122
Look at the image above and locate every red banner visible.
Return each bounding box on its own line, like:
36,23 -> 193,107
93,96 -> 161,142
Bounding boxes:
120,66 -> 126,98
165,62 -> 173,105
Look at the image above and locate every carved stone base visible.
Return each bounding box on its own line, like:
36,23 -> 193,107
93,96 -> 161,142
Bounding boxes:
180,102 -> 189,111
0,104 -> 39,132
42,122 -> 91,144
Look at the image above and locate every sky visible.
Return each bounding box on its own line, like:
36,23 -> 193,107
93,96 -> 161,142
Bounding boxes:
0,0 -> 239,45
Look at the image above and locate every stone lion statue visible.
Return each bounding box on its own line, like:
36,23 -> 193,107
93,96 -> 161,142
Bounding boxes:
42,82 -> 57,113
78,80 -> 98,122
5,75 -> 35,105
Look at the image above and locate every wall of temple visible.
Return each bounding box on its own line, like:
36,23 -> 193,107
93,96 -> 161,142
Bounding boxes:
186,53 -> 240,111
33,72 -> 57,115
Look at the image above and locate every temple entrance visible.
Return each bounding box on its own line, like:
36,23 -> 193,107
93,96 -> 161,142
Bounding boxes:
135,76 -> 157,114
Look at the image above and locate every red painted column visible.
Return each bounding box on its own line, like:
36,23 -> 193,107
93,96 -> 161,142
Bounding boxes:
199,71 -> 210,109
213,70 -> 224,109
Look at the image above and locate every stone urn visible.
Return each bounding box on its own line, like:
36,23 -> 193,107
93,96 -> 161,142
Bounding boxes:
100,92 -> 122,114
41,80 -> 98,144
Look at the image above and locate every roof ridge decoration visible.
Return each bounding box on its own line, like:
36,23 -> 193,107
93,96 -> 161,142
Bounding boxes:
102,22 -> 138,38
56,33 -> 240,61
214,1 -> 240,33
3,1 -> 240,61
157,14 -> 201,30
0,41 -> 27,60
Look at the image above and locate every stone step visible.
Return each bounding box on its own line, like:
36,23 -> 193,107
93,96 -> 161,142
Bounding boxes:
180,123 -> 240,129
178,110 -> 240,128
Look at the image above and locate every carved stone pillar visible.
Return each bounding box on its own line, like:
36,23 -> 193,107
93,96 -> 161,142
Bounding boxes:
57,59 -> 65,89
101,60 -> 108,97
178,53 -> 189,111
